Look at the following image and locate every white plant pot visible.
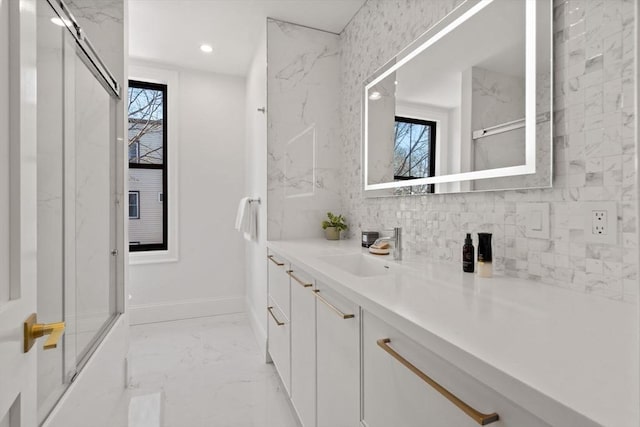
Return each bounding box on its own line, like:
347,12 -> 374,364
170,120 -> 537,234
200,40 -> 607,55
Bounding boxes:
324,227 -> 340,240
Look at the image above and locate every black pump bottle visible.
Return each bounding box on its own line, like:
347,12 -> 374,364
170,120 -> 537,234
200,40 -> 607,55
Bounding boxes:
462,233 -> 474,273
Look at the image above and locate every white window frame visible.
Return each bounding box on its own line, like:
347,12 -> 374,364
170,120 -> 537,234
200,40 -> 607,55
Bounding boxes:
128,63 -> 179,264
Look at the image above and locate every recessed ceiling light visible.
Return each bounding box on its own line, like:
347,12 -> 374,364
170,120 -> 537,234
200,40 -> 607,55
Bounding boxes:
368,91 -> 382,101
200,44 -> 213,53
51,17 -> 71,27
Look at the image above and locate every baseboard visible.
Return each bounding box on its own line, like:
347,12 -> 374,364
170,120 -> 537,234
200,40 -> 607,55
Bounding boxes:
129,296 -> 244,325
246,299 -> 268,362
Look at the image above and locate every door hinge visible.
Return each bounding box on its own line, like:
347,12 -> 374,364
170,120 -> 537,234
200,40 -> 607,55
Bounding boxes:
111,249 -> 118,256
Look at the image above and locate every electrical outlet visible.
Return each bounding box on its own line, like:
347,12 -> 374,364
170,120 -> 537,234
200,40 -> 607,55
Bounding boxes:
584,202 -> 617,244
592,210 -> 607,235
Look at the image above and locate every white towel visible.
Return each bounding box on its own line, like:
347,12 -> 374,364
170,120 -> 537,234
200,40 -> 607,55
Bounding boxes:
235,197 -> 250,231
235,197 -> 258,241
244,202 -> 258,241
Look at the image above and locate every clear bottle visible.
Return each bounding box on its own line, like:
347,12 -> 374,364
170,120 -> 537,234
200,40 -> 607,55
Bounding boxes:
462,233 -> 474,273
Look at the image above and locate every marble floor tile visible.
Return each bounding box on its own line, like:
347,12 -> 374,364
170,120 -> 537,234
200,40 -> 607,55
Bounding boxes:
108,313 -> 300,427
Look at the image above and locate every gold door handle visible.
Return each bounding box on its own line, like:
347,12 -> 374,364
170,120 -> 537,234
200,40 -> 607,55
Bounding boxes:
267,306 -> 285,326
23,313 -> 66,353
287,270 -> 312,287
313,290 -> 354,319
377,338 -> 499,425
267,255 -> 284,266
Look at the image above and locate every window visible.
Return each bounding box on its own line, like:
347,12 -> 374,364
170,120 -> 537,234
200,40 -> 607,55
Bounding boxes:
128,80 -> 168,251
129,191 -> 140,219
393,116 -> 436,192
128,141 -> 140,163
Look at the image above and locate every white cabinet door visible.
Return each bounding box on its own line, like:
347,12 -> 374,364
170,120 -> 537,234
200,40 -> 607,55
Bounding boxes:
289,266 -> 316,427
315,281 -> 359,427
361,311 -> 550,427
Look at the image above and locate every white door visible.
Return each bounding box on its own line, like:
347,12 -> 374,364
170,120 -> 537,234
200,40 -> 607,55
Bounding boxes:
289,266 -> 316,427
315,281 -> 359,427
0,0 -> 39,425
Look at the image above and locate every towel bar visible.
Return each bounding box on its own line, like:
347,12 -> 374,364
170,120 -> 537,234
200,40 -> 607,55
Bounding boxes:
248,198 -> 261,204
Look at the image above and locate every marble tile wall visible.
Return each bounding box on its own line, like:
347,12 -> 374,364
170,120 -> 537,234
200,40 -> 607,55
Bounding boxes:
339,0 -> 637,302
67,0 -> 125,85
267,19 -> 343,240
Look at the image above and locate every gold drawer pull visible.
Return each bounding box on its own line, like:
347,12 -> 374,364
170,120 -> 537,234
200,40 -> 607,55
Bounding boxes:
377,338 -> 499,425
267,306 -> 285,326
287,270 -> 312,287
267,255 -> 285,266
313,290 -> 354,319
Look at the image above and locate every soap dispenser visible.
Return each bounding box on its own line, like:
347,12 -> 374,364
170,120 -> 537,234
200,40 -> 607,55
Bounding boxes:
477,233 -> 493,278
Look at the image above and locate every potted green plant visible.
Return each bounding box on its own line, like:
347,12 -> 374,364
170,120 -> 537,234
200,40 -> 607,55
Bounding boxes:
322,212 -> 348,240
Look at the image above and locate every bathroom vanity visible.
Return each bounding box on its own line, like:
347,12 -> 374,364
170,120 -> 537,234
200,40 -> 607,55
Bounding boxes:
265,239 -> 637,427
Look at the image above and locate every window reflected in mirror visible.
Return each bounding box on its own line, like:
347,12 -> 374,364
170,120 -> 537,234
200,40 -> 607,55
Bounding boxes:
393,116 -> 436,193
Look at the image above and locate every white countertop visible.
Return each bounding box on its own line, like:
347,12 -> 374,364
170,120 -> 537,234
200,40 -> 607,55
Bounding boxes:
267,238 -> 639,427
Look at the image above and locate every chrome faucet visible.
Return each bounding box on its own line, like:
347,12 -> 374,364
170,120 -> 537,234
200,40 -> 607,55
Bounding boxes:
377,227 -> 402,260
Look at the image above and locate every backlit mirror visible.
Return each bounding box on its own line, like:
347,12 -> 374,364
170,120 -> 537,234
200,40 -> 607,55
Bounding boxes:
363,0 -> 551,196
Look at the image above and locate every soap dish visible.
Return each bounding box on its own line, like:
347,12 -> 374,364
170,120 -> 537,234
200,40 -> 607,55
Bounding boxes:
368,239 -> 390,255
368,247 -> 390,255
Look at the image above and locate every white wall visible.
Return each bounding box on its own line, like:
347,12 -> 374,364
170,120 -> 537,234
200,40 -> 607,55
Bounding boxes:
128,62 -> 247,324
244,29 -> 269,356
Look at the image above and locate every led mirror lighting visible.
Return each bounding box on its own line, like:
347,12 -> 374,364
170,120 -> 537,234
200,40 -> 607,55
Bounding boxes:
362,0 -> 551,197
200,44 -> 213,53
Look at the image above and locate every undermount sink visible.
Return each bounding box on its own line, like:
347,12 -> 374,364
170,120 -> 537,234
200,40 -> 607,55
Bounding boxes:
319,253 -> 394,277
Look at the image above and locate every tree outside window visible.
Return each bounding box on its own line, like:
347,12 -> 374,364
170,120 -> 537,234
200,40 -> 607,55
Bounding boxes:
393,116 -> 436,193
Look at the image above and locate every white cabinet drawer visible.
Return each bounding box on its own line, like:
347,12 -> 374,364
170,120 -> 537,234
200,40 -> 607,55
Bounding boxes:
267,252 -> 290,318
361,311 -> 549,427
267,297 -> 290,395
315,280 -> 359,427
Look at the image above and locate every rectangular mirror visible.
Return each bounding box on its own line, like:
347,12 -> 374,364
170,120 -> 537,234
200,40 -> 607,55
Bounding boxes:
363,0 -> 551,196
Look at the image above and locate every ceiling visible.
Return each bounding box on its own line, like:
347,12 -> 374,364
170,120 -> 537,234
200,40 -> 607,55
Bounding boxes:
129,0 -> 366,76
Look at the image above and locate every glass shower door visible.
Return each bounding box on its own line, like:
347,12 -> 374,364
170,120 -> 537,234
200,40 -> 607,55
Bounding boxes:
65,34 -> 118,366
36,1 -> 119,423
